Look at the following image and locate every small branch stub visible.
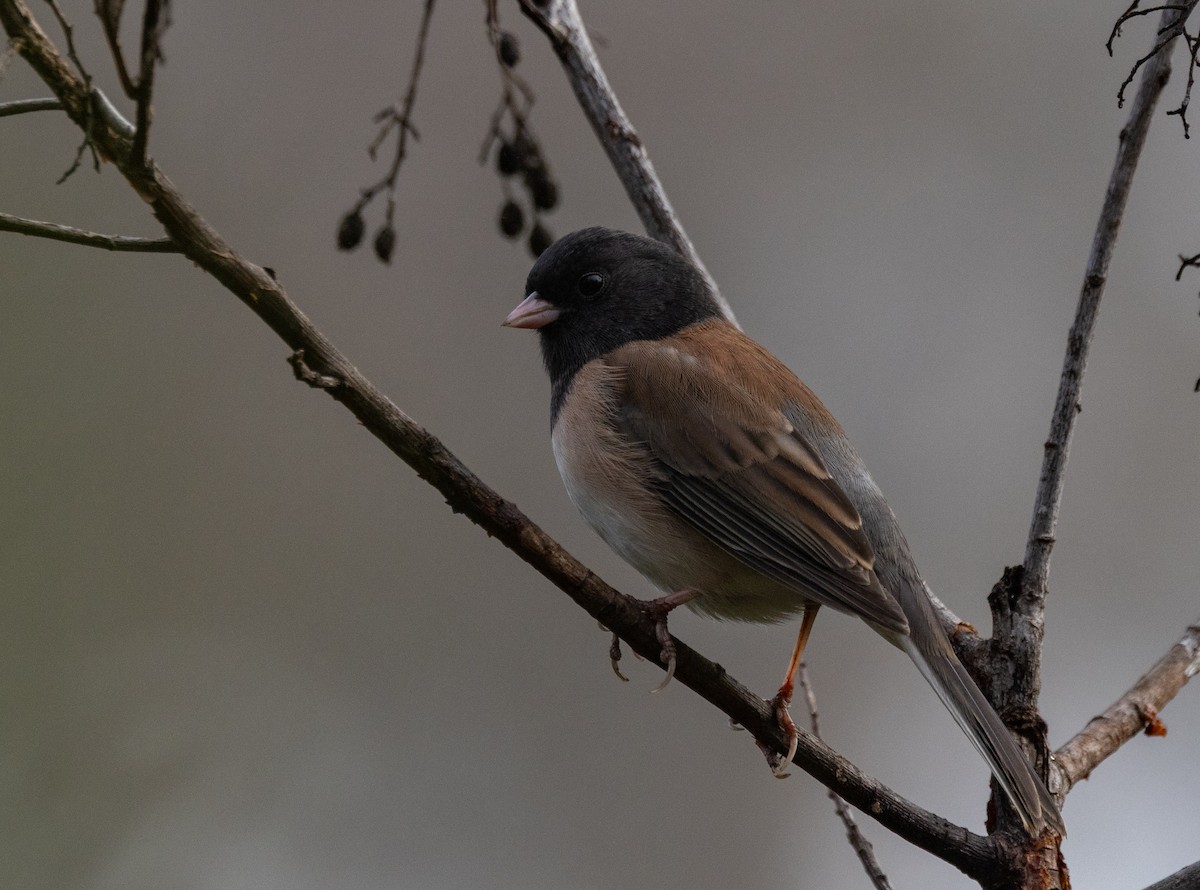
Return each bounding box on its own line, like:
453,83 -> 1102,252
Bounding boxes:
288,349 -> 341,391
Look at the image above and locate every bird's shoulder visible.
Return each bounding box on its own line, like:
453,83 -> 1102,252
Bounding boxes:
600,319 -> 844,479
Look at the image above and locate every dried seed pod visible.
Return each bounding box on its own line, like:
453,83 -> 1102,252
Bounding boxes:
512,131 -> 541,172
499,200 -> 525,239
337,209 -> 365,250
499,31 -> 520,68
528,221 -> 553,256
496,141 -> 521,177
527,170 -> 559,211
373,223 -> 396,264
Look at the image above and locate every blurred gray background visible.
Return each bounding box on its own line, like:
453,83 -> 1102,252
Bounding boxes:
3,1 -> 1198,887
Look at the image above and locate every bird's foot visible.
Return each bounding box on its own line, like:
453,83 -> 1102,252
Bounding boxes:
605,589 -> 699,692
608,630 -> 630,682
641,589 -> 700,692
766,687 -> 799,778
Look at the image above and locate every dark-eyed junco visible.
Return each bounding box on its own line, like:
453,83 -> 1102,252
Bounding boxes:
504,226 -> 1063,837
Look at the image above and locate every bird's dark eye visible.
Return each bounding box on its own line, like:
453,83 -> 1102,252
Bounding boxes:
577,272 -> 606,298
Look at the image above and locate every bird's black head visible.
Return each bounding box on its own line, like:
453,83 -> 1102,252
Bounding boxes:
505,227 -> 722,402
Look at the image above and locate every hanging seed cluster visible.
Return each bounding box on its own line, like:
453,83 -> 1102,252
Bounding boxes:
337,201 -> 397,265
494,127 -> 557,257
488,30 -> 559,258
336,12 -> 565,266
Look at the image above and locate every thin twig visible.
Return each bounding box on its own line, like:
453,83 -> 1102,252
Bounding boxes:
0,0 -> 1000,879
515,0 -> 734,325
130,0 -> 168,167
43,0 -> 84,77
0,96 -> 61,116
1165,27 -> 1200,136
1175,251 -> 1200,279
797,663 -> 895,890
95,0 -> 138,97
1107,3 -> 1188,55
481,0 -> 538,156
358,0 -> 435,225
1054,616 -> 1200,792
478,0 -> 538,165
0,210 -> 181,251
42,0 -> 99,180
1011,5 -> 1189,710
1114,1 -> 1198,106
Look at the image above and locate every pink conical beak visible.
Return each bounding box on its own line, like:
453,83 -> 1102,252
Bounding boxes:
503,292 -> 560,329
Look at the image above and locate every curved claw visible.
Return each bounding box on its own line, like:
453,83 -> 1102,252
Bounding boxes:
770,693 -> 799,779
642,589 -> 697,693
755,737 -> 790,778
649,613 -> 678,693
609,632 -> 630,682
772,733 -> 799,779
649,648 -> 676,693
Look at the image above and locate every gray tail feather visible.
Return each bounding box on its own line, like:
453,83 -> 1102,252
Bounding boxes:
899,636 -> 1065,837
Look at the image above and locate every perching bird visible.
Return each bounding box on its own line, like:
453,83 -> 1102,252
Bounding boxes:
503,226 -> 1064,837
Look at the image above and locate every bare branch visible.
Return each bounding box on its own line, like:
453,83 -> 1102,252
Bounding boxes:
798,663 -> 895,890
1107,3 -> 1189,56
1054,617 -> 1200,792
0,96 -> 61,116
515,0 -> 734,325
95,0 -> 137,96
357,0 -> 435,234
43,0 -> 86,78
0,0 -> 1001,879
43,0 -> 100,180
337,0 -> 436,263
1176,251 -> 1200,279
130,0 -> 168,167
1013,5 -> 1189,699
92,0 -> 170,166
1164,28 -> 1200,135
1142,859 -> 1200,890
0,210 -> 180,251
1114,2 -> 1198,107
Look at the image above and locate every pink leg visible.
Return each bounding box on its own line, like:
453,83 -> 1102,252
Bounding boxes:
767,606 -> 819,778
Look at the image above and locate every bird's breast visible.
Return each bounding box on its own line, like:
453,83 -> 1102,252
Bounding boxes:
550,360 -> 808,623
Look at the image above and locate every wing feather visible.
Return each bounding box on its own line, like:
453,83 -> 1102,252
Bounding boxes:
608,331 -> 907,633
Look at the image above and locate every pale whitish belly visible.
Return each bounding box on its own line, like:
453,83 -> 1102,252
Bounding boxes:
550,426 -> 808,624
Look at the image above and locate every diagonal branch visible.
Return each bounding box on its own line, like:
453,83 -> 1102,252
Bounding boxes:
0,210 -> 180,251
1008,4 -> 1190,706
0,0 -> 1000,879
1054,616 -> 1200,791
1141,858 -> 1200,890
